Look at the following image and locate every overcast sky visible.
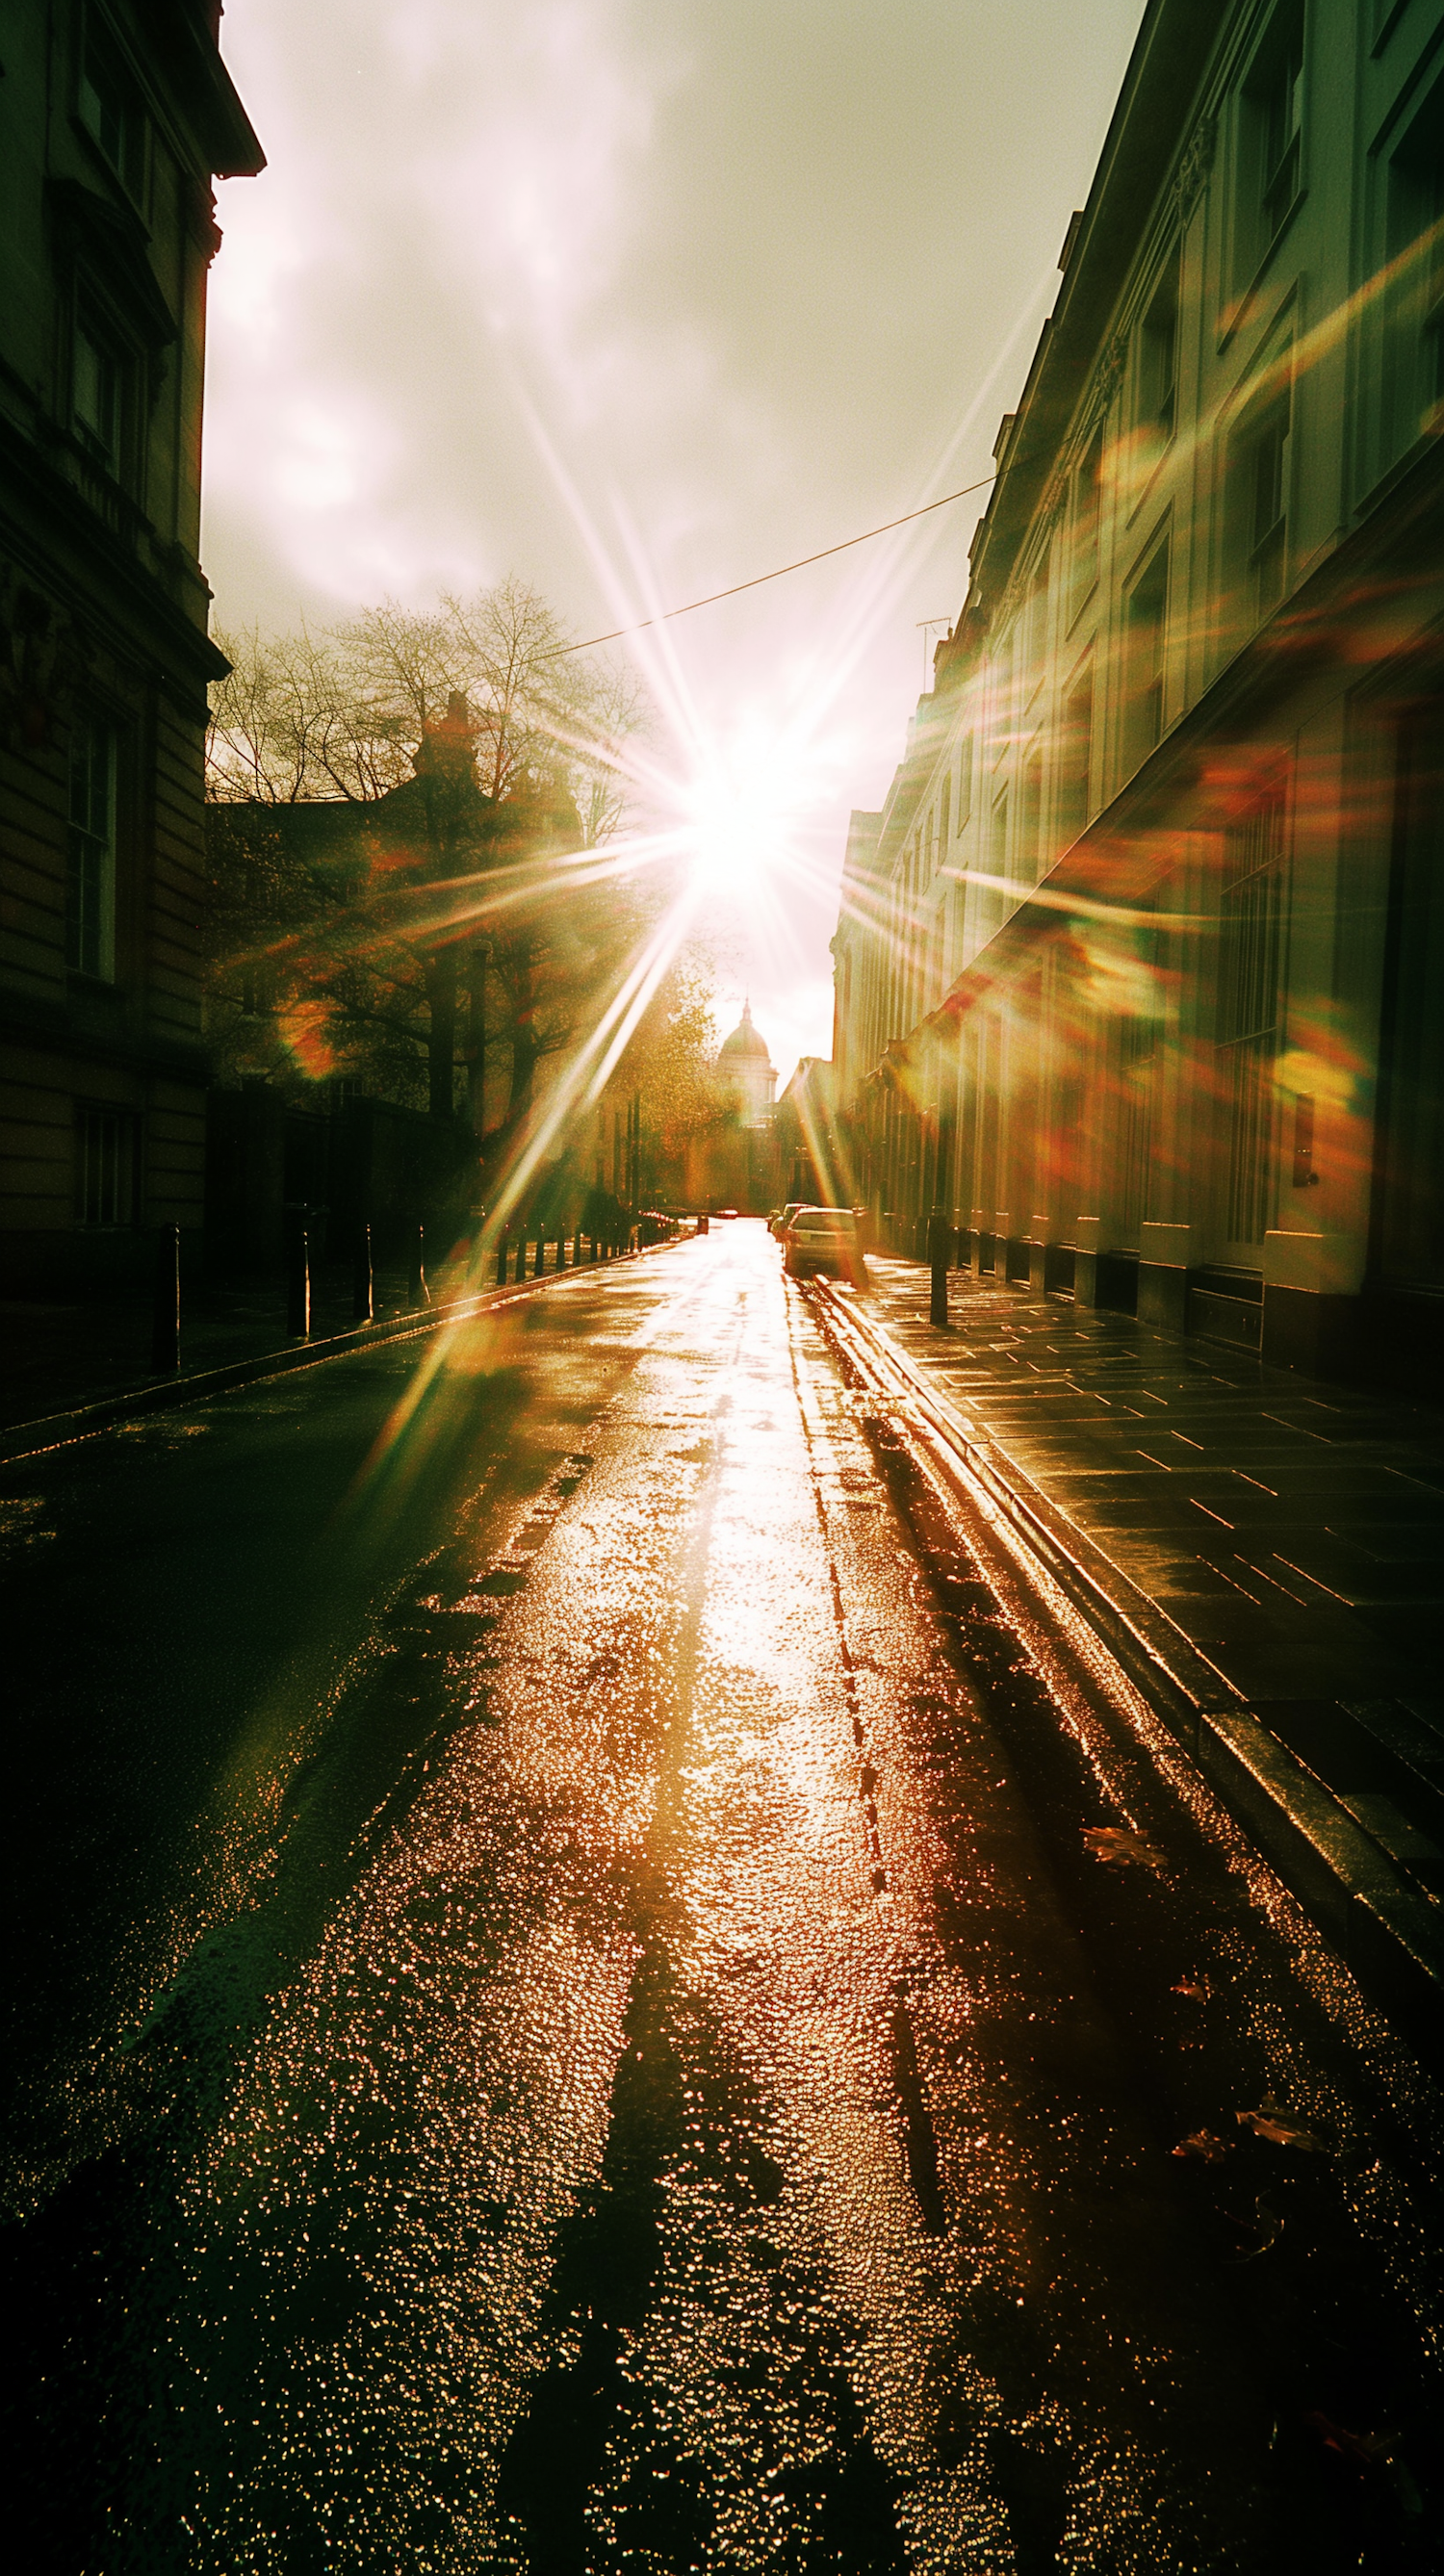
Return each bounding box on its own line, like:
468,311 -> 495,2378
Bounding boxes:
205,0 -> 1148,1087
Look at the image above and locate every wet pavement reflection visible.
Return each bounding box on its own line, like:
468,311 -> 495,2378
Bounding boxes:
4,1224 -> 1440,2571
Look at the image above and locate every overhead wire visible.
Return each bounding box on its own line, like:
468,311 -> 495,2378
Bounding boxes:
541,472 -> 997,658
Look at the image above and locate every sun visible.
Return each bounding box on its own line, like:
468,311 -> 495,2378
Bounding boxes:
674,715 -> 822,900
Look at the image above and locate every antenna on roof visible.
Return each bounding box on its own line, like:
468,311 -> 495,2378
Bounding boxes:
916,619 -> 951,687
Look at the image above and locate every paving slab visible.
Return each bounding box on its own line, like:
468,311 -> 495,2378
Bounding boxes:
855,1255 -> 1444,1939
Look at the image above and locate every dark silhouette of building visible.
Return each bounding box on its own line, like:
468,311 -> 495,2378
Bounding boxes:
1,3 -> 263,1293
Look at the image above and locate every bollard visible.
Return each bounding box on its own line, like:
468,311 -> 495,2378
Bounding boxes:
496,1235 -> 509,1287
514,1238 -> 528,1284
150,1222 -> 181,1373
533,1235 -> 546,1279
352,1221 -> 374,1323
408,1222 -> 428,1309
287,1223 -> 310,1339
927,1213 -> 951,1329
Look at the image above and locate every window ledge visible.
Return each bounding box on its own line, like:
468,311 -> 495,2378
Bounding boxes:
68,116 -> 150,227
56,431 -> 153,546
1124,433 -> 1176,531
1066,576 -> 1099,640
1218,191 -> 1306,355
1352,424 -> 1444,522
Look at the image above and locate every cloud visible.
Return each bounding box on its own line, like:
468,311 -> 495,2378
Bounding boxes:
206,0 -> 1149,1062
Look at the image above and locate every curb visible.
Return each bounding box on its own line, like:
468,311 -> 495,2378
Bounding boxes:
0,1239 -> 679,1466
814,1279 -> 1444,2055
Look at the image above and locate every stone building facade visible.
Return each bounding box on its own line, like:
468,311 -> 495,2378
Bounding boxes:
715,1000 -> 778,1126
832,0 -> 1443,1383
0,2 -> 262,1292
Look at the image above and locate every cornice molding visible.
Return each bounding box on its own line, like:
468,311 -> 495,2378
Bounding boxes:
1175,112 -> 1217,224
0,416 -> 226,698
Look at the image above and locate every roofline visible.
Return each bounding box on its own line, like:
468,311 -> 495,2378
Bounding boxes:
962,0 -> 1225,622
142,0 -> 266,177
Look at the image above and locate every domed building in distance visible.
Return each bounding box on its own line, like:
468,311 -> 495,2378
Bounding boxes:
715,1000 -> 777,1129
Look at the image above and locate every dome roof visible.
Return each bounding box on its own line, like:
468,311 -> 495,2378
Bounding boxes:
717,999 -> 772,1062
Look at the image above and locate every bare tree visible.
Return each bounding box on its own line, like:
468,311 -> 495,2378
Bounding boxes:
205,580 -> 647,1140
209,582 -> 641,838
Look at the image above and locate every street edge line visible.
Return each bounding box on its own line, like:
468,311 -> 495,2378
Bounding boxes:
0,1238 -> 683,1465
813,1280 -> 1444,2025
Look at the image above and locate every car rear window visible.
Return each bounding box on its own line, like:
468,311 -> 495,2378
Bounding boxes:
794,1210 -> 855,1233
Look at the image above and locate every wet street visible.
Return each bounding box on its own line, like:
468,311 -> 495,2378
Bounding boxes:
4,1222 -> 1440,2574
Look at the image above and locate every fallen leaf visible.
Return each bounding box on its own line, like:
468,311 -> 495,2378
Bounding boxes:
1236,2105 -> 1325,2151
1083,1825 -> 1168,1871
1303,2411 -> 1396,2467
1173,2129 -> 1231,2162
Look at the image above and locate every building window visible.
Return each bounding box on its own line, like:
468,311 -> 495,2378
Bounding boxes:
67,709 -> 116,980
72,317 -> 121,471
956,733 -> 974,833
1219,791 -> 1289,1247
78,28 -> 144,194
1248,401 -> 1289,613
1056,663 -> 1094,850
992,629 -> 1015,765
1138,249 -> 1179,454
1238,2 -> 1305,282
1071,421 -> 1105,615
74,1105 -> 134,1227
946,879 -> 965,980
1380,75 -> 1444,468
1019,750 -> 1044,884
1023,556 -> 1049,702
1229,335 -> 1294,628
1124,534 -> 1169,770
990,791 -> 1009,907
1374,697 -> 1444,1288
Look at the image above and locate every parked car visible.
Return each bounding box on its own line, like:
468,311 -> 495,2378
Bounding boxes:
782,1206 -> 865,1288
772,1202 -> 807,1241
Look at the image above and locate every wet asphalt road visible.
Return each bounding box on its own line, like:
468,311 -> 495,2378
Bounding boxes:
3,1223 -> 1441,2574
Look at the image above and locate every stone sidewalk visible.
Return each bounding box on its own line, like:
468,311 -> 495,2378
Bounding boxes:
856,1255 -> 1444,1929
0,1263 -> 418,1433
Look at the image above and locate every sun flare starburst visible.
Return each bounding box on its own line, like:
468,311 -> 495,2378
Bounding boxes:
673,716 -> 832,899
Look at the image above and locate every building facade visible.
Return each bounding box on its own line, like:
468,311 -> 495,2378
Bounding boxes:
0,2 -> 262,1293
832,0 -> 1443,1383
775,1054 -> 843,1207
715,1001 -> 778,1126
